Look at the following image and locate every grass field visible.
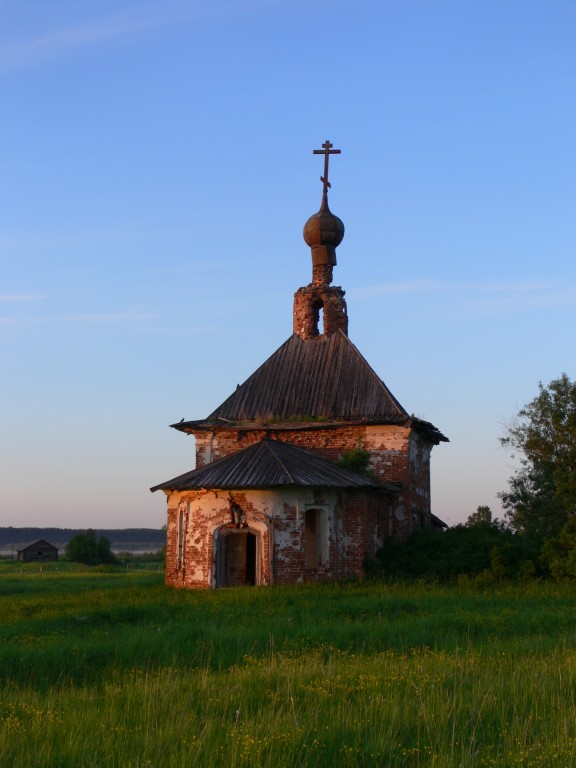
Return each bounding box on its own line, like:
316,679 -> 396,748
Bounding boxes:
1,564 -> 576,767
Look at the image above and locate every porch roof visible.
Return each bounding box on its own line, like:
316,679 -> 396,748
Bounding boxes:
150,438 -> 396,492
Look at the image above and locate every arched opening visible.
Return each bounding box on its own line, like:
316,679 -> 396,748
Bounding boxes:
304,508 -> 328,569
177,510 -> 184,567
216,530 -> 259,587
311,299 -> 324,336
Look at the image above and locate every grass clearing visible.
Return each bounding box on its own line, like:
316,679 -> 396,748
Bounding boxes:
1,569 -> 576,766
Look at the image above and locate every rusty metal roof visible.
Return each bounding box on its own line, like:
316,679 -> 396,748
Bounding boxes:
150,438 -> 394,492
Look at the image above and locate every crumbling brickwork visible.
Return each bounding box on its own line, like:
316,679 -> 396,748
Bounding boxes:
193,422 -> 434,545
293,284 -> 348,339
164,485 -> 391,589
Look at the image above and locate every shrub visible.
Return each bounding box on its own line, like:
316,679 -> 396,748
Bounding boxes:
374,524 -> 516,581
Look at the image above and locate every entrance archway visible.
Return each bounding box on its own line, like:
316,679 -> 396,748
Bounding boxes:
216,530 -> 259,587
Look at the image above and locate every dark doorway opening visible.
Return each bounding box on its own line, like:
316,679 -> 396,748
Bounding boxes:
217,531 -> 258,587
245,531 -> 256,585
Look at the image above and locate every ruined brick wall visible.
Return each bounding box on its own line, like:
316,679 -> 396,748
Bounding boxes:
364,425 -> 414,539
272,489 -> 371,584
165,489 -> 273,589
197,424 -> 403,470
312,263 -> 333,285
293,284 -> 348,339
164,486 -> 388,589
273,488 -> 390,583
194,424 -> 416,537
187,422 -> 436,575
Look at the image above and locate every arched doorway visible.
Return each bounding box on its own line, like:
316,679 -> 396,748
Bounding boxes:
216,529 -> 259,587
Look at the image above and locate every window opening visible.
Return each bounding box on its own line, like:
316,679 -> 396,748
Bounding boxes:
304,509 -> 318,568
178,510 -> 184,565
304,508 -> 328,569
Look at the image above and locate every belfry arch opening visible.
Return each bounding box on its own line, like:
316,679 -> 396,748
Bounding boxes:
216,529 -> 259,587
312,299 -> 324,336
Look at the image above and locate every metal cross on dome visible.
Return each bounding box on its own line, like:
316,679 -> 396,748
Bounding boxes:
313,140 -> 341,193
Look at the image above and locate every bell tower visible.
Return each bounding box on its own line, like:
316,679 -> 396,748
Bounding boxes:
293,140 -> 348,340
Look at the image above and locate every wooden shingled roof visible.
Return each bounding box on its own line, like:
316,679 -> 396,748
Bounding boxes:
150,438 -> 394,492
175,331 -> 411,427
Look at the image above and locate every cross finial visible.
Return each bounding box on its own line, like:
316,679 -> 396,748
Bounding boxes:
313,140 -> 341,194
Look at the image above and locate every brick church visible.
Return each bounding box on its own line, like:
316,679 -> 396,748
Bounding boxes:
151,142 -> 447,589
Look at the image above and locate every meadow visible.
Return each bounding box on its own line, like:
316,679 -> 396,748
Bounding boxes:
1,564 -> 576,767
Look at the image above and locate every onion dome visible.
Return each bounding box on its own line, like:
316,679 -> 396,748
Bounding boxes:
303,189 -> 345,267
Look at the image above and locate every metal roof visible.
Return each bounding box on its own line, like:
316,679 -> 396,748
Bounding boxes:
150,438 -> 395,492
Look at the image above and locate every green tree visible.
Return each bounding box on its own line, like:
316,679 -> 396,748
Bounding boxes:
541,517 -> 576,579
499,374 -> 576,541
466,505 -> 497,528
65,529 -> 117,565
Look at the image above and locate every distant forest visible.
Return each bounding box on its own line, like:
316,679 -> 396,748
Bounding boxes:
0,528 -> 165,549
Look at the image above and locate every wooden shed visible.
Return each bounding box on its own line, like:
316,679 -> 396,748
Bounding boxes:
17,539 -> 59,562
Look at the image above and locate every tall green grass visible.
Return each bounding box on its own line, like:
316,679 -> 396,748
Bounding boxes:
1,571 -> 576,766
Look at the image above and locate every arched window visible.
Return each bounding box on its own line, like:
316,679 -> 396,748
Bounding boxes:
304,508 -> 328,569
178,510 -> 184,566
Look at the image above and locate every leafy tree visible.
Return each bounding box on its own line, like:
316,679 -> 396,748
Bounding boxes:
540,517 -> 576,579
465,505 -> 506,529
65,529 -> 117,565
499,374 -> 576,540
466,505 -> 492,527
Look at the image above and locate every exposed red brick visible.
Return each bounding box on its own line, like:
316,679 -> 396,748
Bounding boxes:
293,284 -> 348,339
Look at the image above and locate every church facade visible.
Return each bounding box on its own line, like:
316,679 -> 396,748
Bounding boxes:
151,142 -> 447,589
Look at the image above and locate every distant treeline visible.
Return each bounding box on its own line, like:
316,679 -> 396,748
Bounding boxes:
0,528 -> 165,548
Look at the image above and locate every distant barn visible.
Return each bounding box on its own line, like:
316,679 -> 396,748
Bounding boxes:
17,539 -> 59,562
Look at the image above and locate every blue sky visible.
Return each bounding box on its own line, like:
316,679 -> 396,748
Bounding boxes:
1,0 -> 575,529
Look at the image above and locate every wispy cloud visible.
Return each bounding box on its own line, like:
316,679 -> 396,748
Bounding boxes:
0,294 -> 44,303
0,4 -> 178,71
169,259 -> 239,273
0,226 -> 172,254
472,284 -> 576,312
0,309 -> 155,326
0,0 -> 275,73
350,280 -> 576,311
351,280 -> 441,297
51,310 -> 156,323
